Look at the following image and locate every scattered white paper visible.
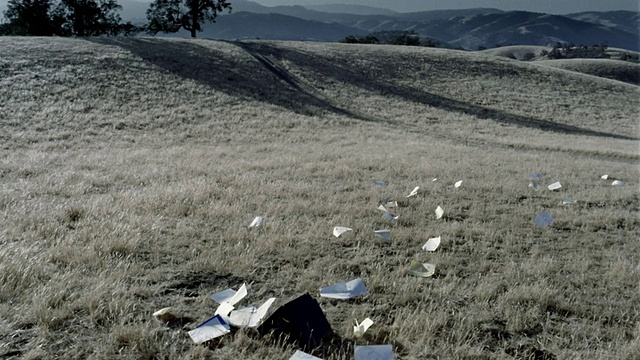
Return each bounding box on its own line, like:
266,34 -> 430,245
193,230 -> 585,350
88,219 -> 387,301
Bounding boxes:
547,182 -> 562,191
601,174 -> 609,180
374,230 -> 391,244
432,178 -> 438,182
214,302 -> 235,321
333,226 -> 353,238
562,198 -> 577,205
210,284 -> 248,306
612,180 -> 624,186
384,201 -> 398,208
422,236 -> 441,252
188,315 -> 230,344
353,317 -> 374,337
228,297 -> 276,328
409,261 -> 436,278
377,204 -> 388,213
320,278 -> 368,299
374,181 -> 386,186
435,206 -> 444,220
384,212 -> 399,222
534,210 -> 554,229
528,181 -> 538,189
406,186 -> 420,198
290,350 -> 323,360
153,307 -> 178,322
249,216 -> 266,228
454,180 -> 463,188
355,345 -> 393,360
528,173 -> 543,180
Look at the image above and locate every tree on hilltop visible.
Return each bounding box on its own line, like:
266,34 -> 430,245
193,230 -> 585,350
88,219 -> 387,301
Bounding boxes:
3,0 -> 57,35
146,0 -> 231,38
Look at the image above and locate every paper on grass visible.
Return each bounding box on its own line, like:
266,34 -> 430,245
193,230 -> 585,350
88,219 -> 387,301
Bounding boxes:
562,198 -> 577,205
601,174 -> 609,180
210,284 -> 248,306
528,173 -> 543,180
409,260 -> 436,278
528,181 -> 539,189
355,344 -> 393,360
320,278 -> 368,299
374,230 -> 391,244
435,206 -> 444,220
377,204 -> 388,213
353,317 -> 374,337
228,297 -> 276,328
432,178 -> 438,182
188,315 -> 230,344
384,201 -> 398,208
333,226 -> 353,238
374,180 -> 386,186
290,350 -> 323,360
384,212 -> 399,222
454,180 -> 463,188
249,216 -> 266,228
612,180 -> 624,186
406,186 -> 419,198
547,182 -> 562,191
534,210 -> 554,229
423,236 -> 441,252
153,307 -> 179,322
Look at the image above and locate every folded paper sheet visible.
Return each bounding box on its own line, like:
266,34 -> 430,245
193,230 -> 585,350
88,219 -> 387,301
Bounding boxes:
249,216 -> 266,228
385,201 -> 398,208
423,236 -> 441,252
355,345 -> 393,360
354,317 -> 374,337
153,307 -> 179,322
229,297 -> 276,328
612,180 -> 624,186
333,226 -> 353,238
534,210 -> 554,229
454,180 -> 463,188
529,173 -> 543,180
409,261 -> 436,278
435,206 -> 444,220
406,186 -> 419,197
601,174 -> 609,180
562,198 -> 577,205
290,350 -> 323,360
188,315 -> 230,344
210,284 -> 248,306
384,212 -> 399,222
320,278 -> 368,299
547,182 -> 562,191
374,230 -> 391,244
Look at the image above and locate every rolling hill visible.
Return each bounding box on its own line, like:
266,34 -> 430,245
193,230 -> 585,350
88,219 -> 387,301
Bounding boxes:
0,36 -> 638,360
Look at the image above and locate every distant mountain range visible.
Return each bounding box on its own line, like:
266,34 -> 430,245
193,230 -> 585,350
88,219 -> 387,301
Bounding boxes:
55,0 -> 640,51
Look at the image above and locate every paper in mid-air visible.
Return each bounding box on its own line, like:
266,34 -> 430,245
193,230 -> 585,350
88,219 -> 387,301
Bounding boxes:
320,278 -> 368,299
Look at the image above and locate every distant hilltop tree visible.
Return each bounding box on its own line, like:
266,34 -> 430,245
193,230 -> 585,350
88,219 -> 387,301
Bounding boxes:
342,31 -> 439,47
1,0 -> 137,36
146,0 -> 231,38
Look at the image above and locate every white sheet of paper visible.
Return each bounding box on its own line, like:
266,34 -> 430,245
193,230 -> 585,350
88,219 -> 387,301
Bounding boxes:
374,180 -> 386,186
454,180 -> 463,188
534,210 -> 554,228
249,216 -> 266,228
320,278 -> 368,299
211,284 -> 248,306
528,181 -> 538,189
355,345 -> 393,360
377,204 -> 388,213
435,206 -> 444,220
188,315 -> 230,344
228,297 -> 276,328
432,178 -> 438,182
562,198 -> 577,205
374,230 -> 391,244
547,182 -> 562,191
354,317 -> 374,337
423,236 -> 441,252
528,173 -> 543,180
214,302 -> 235,322
409,261 -> 436,278
333,226 -> 353,238
612,180 -> 624,186
384,212 -> 399,222
290,350 -> 323,360
384,201 -> 398,208
601,174 -> 609,180
153,307 -> 178,322
406,186 -> 419,197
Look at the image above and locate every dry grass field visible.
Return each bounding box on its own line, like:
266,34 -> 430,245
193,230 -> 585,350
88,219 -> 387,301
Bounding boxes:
1,37 -> 639,360
535,59 -> 640,86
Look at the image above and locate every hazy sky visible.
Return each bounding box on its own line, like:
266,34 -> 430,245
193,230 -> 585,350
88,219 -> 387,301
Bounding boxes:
254,0 -> 639,14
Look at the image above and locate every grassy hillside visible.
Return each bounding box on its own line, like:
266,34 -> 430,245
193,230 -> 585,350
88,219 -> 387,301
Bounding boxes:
536,58 -> 640,85
0,37 -> 638,360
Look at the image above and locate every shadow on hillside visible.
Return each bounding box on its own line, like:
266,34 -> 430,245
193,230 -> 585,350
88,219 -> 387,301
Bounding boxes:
237,42 -> 637,140
86,37 -> 381,121
88,38 -> 636,140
